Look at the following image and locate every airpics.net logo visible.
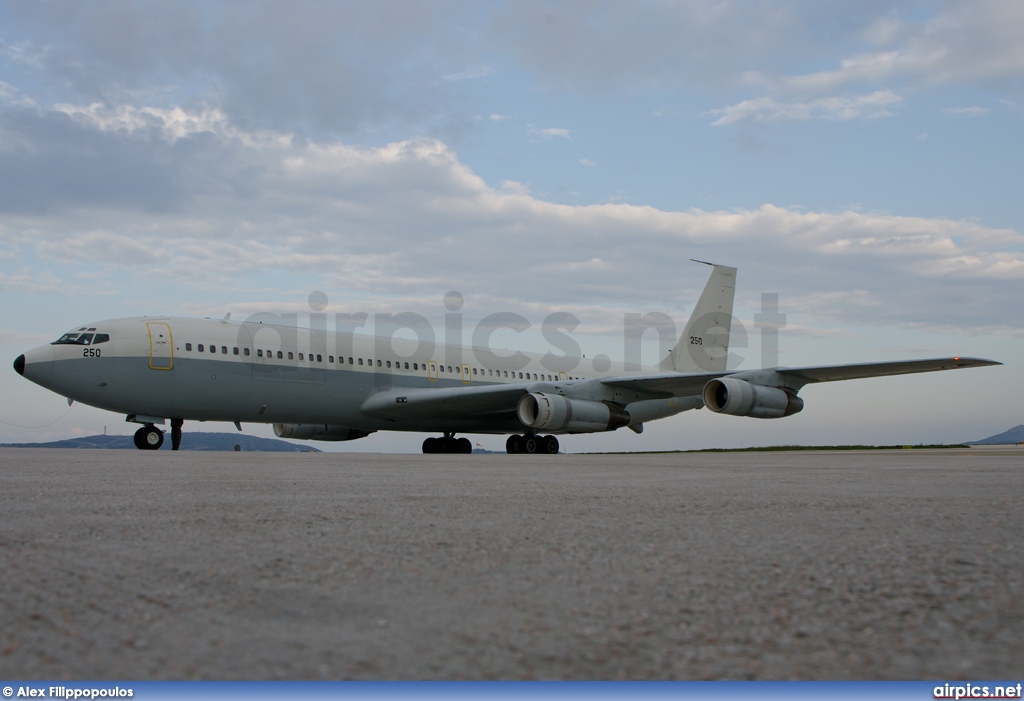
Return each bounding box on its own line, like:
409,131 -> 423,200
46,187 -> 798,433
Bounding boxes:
933,683 -> 1023,699
233,291 -> 788,374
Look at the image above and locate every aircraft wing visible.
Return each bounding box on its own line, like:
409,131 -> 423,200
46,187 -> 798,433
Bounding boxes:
771,357 -> 1001,388
599,357 -> 1000,397
360,357 -> 1000,423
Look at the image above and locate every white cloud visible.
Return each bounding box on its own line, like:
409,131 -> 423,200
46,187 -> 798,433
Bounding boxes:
0,80 -> 36,108
500,180 -> 530,195
54,102 -> 291,147
942,106 -> 990,118
2,104 -> 1020,335
710,91 -> 902,126
443,66 -> 492,81
707,2 -> 1024,126
527,125 -> 571,140
578,158 -> 596,167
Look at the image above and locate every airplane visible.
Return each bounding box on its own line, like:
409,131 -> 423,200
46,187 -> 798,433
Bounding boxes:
12,262 -> 1000,454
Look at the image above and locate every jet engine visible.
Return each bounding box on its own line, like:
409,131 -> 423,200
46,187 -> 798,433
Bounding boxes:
517,392 -> 630,433
273,424 -> 375,441
701,378 -> 803,419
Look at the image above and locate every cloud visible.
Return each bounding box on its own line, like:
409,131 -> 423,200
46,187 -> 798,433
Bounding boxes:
2,103 -> 1021,335
443,66 -> 492,81
500,180 -> 530,195
709,91 -> 902,126
706,2 -> 1024,126
527,125 -> 571,140
4,2 -> 1023,139
942,106 -> 990,118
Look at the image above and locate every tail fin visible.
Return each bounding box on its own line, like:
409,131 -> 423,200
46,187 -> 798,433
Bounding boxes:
660,261 -> 737,373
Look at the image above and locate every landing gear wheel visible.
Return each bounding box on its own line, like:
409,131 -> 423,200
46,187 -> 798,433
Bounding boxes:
423,437 -> 439,454
506,435 -> 522,454
133,425 -> 164,451
456,437 -> 472,454
541,435 -> 559,454
522,435 -> 539,454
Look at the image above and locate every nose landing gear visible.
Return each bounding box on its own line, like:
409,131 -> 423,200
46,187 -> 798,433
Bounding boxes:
133,425 -> 164,450
131,418 -> 184,450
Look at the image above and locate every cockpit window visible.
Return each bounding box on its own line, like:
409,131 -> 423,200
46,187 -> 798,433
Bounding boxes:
53,332 -> 96,345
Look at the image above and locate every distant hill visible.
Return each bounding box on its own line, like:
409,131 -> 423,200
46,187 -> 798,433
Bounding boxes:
0,432 -> 320,452
968,424 -> 1024,445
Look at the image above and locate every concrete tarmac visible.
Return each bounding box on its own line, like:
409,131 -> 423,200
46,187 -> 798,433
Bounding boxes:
0,446 -> 1022,680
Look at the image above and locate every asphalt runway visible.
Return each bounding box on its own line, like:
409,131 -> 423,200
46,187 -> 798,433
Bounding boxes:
1,446 -> 1022,680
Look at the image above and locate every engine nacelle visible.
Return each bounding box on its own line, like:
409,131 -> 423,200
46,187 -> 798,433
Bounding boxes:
517,392 -> 630,433
273,424 -> 375,441
701,378 -> 804,419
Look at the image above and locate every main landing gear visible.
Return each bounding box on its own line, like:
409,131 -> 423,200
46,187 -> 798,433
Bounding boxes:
506,434 -> 559,454
422,433 -> 473,454
132,418 -> 184,451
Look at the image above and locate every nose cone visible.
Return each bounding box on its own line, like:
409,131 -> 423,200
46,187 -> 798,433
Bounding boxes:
16,344 -> 54,387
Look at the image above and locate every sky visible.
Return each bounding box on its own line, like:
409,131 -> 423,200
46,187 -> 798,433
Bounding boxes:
1,0 -> 1021,453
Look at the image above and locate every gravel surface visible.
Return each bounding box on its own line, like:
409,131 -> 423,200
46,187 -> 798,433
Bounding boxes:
0,447 -> 1021,680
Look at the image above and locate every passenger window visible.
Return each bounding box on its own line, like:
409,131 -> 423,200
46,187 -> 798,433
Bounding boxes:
376,359 -> 382,367
386,360 -> 392,368
244,348 -> 250,356
358,358 -> 363,366
348,357 -> 354,365
233,347 -> 239,355
257,349 -> 263,358
221,346 -> 227,354
404,362 -> 409,369
277,351 -> 283,359
198,344 -> 204,352
186,343 -> 192,351
210,345 -> 216,354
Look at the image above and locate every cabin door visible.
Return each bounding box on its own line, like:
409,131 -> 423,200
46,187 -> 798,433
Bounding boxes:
146,322 -> 174,370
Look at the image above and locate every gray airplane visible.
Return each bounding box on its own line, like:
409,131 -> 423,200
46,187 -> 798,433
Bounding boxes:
13,263 -> 999,453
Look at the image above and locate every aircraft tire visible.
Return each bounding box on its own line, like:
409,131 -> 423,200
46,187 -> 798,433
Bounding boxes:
422,437 -> 439,454
542,435 -> 559,454
522,436 -> 539,454
456,437 -> 472,454
134,425 -> 164,451
506,435 -> 521,454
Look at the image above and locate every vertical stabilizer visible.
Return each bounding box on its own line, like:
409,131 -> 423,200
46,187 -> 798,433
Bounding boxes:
660,262 -> 737,373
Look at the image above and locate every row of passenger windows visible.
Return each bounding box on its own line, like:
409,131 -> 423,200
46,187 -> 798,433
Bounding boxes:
181,342 -> 583,381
